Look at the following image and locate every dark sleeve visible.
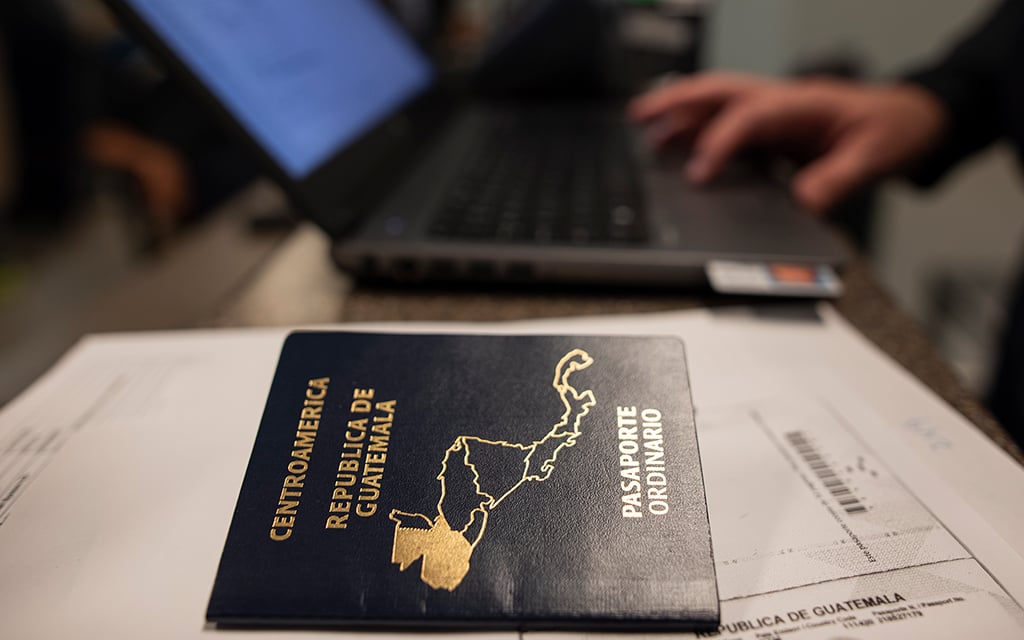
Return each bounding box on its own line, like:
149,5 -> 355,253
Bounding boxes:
904,0 -> 1024,186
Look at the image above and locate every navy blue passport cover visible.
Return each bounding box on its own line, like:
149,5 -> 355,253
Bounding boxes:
206,332 -> 718,629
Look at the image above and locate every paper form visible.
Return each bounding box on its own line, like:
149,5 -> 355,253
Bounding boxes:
670,397 -> 1021,638
523,306 -> 1024,639
1,305 -> 1022,639
0,349 -> 197,526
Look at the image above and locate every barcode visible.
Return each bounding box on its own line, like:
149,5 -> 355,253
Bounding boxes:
786,431 -> 867,515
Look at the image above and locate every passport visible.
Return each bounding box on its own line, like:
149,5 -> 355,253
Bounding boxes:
207,332 -> 718,629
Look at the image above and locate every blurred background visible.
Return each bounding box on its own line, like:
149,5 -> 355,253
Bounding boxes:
706,0 -> 1023,397
0,0 -> 1020,405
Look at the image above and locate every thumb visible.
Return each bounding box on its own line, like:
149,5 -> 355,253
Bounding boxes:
792,138 -> 876,215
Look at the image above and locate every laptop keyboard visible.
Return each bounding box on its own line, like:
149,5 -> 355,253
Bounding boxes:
429,115 -> 647,245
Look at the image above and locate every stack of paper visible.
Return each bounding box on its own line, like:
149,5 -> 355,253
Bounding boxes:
1,305 -> 1022,639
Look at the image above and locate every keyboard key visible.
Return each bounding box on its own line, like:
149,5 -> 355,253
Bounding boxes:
430,116 -> 648,246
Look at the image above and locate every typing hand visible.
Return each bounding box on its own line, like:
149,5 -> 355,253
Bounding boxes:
629,72 -> 949,214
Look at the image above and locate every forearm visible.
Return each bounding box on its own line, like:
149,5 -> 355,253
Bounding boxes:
903,0 -> 1023,185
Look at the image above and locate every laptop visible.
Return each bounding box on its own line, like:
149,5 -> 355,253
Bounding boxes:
105,0 -> 846,289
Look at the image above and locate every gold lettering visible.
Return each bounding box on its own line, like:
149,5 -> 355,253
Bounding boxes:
269,377 -> 330,540
270,527 -> 293,541
363,473 -> 383,488
272,515 -> 295,528
336,474 -> 356,487
345,429 -> 365,443
325,515 -> 348,529
306,378 -> 329,399
325,391 -> 393,529
295,426 -> 317,446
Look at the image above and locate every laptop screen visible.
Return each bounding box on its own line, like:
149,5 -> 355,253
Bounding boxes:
123,0 -> 435,178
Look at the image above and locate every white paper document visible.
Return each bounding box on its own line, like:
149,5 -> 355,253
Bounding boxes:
1,305 -> 1022,639
662,398 -> 1023,638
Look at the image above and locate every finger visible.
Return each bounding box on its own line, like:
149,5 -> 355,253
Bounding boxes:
685,87 -> 840,184
686,99 -> 783,183
644,108 -> 707,147
792,136 -> 877,215
628,73 -> 761,122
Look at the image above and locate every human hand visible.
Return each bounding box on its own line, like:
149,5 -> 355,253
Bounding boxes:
628,73 -> 949,214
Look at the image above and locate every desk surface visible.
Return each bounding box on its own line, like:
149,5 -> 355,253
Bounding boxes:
214,220 -> 1023,465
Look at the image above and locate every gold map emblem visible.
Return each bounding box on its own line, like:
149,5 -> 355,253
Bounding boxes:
389,349 -> 596,591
